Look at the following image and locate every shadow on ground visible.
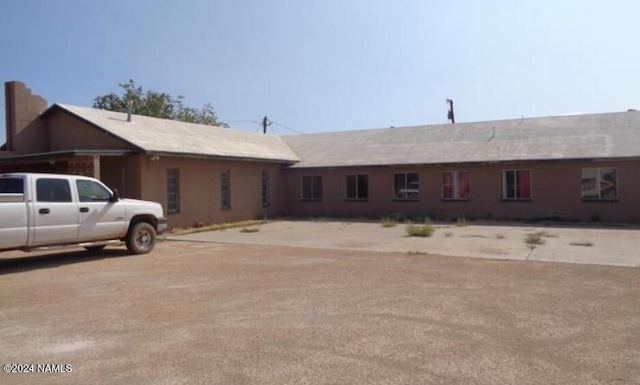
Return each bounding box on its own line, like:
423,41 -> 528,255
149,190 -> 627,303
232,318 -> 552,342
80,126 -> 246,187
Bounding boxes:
0,249 -> 131,275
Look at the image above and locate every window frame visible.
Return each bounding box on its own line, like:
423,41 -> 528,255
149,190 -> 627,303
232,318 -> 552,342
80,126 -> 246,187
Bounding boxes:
166,168 -> 180,214
0,178 -> 24,194
345,174 -> 368,201
221,169 -> 231,211
36,178 -> 73,203
581,167 -> 618,201
393,172 -> 420,201
441,171 -> 470,201
261,171 -> 270,208
75,179 -> 111,202
500,169 -> 532,201
301,175 -> 322,201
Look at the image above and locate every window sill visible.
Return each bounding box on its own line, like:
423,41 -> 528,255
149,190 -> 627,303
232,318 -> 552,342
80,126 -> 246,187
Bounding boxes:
300,199 -> 322,202
581,199 -> 619,203
345,199 -> 368,202
168,211 -> 180,215
441,198 -> 471,202
393,198 -> 420,202
500,199 -> 532,202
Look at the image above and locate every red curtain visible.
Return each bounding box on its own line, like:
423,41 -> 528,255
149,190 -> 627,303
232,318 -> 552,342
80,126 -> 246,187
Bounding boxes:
517,170 -> 531,198
457,172 -> 470,199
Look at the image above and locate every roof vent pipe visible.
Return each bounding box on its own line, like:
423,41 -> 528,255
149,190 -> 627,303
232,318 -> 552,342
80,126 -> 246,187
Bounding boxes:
127,101 -> 132,122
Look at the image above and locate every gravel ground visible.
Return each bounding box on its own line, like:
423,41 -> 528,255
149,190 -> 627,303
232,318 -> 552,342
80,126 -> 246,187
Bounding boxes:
1,241 -> 639,384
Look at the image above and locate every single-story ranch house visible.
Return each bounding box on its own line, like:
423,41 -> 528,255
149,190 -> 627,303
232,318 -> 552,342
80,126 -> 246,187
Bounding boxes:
2,81 -> 639,228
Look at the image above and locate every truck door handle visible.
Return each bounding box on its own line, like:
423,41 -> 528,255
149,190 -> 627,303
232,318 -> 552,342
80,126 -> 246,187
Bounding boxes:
79,207 -> 89,213
39,208 -> 50,214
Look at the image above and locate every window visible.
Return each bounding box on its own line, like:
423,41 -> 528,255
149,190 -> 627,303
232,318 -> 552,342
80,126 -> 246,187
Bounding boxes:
501,170 -> 531,200
581,167 -> 617,200
442,171 -> 470,200
76,180 -> 111,202
346,174 -> 368,200
36,178 -> 72,202
221,170 -> 231,210
167,168 -> 180,214
301,176 -> 322,200
0,178 -> 23,194
261,171 -> 270,207
394,173 -> 419,200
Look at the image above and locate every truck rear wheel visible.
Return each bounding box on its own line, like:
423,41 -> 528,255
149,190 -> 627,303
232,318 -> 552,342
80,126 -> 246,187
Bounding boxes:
125,222 -> 156,254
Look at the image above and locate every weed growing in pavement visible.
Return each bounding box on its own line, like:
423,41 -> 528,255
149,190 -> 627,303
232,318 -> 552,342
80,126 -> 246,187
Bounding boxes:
525,233 -> 546,249
406,220 -> 435,237
171,220 -> 267,235
381,217 -> 398,228
570,241 -> 594,247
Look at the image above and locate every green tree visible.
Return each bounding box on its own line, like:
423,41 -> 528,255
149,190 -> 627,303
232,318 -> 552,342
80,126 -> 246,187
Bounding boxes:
93,79 -> 227,127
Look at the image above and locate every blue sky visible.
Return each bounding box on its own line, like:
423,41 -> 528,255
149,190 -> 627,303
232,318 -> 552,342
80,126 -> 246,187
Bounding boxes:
1,0 -> 639,140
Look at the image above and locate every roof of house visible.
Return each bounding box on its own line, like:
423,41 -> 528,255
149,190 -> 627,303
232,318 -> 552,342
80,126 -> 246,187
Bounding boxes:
52,104 -> 299,164
282,111 -> 640,168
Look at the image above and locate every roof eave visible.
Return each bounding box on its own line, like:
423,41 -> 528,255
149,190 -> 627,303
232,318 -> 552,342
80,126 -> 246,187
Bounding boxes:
287,156 -> 640,169
145,150 -> 299,165
0,149 -> 138,164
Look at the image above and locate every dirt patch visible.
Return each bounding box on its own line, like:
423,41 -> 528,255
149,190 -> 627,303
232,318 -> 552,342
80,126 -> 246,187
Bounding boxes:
1,241 -> 639,384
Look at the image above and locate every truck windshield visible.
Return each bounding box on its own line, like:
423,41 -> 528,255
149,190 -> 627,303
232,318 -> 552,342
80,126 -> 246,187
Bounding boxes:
0,178 -> 24,194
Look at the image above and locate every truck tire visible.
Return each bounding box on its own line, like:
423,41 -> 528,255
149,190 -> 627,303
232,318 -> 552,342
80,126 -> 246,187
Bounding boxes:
125,222 -> 156,254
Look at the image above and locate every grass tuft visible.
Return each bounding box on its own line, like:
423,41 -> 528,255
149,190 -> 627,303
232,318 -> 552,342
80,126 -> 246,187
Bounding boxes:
171,220 -> 267,235
456,217 -> 469,227
570,241 -> 594,247
240,227 -> 260,233
524,232 -> 546,249
381,217 -> 398,228
406,220 -> 435,237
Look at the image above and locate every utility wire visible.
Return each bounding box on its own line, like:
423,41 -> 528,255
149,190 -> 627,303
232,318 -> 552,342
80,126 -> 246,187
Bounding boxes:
225,117 -> 305,135
269,120 -> 304,134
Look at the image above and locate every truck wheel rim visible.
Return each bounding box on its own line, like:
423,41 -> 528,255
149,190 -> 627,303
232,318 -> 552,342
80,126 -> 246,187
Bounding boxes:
135,229 -> 152,249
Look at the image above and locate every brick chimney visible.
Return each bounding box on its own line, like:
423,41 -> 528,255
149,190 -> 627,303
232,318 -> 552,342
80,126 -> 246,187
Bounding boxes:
4,81 -> 48,152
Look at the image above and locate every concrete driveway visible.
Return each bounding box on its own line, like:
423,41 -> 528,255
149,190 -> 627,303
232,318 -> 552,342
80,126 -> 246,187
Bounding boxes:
1,242 -> 639,385
169,220 -> 640,267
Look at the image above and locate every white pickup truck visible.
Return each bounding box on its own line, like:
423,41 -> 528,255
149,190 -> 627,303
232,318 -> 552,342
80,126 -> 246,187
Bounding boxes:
0,173 -> 167,254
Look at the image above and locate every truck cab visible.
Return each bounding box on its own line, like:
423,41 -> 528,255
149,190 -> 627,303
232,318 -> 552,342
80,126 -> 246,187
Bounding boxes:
0,173 -> 167,254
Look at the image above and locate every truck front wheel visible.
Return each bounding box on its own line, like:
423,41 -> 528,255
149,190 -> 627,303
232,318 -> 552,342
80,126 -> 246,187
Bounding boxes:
125,222 -> 157,254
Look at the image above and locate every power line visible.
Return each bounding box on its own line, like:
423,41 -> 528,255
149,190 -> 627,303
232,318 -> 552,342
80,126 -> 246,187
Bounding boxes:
225,117 -> 304,135
270,120 -> 304,134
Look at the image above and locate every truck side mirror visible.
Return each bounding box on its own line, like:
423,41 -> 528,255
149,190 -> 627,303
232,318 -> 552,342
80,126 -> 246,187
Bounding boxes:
110,189 -> 120,202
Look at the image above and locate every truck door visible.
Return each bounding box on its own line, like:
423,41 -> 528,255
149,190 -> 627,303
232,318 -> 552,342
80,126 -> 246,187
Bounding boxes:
32,177 -> 79,245
0,176 -> 28,249
75,179 -> 126,242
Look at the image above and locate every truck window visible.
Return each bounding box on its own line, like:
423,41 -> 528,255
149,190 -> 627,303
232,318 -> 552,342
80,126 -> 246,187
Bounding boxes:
0,178 -> 24,193
76,180 -> 111,202
36,178 -> 72,202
